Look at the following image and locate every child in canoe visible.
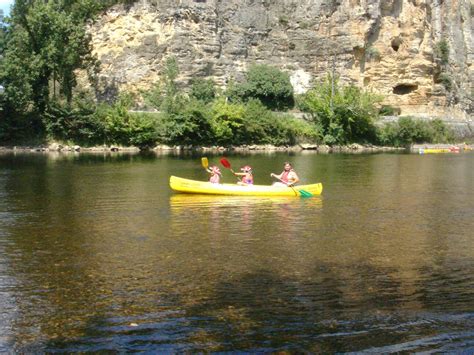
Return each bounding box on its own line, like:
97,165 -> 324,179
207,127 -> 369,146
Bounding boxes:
233,165 -> 254,185
207,165 -> 222,184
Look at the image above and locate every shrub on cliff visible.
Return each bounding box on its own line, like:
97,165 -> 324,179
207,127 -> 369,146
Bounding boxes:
238,99 -> 320,146
297,75 -> 381,145
209,98 -> 245,146
190,78 -> 216,104
95,93 -> 159,148
157,98 -> 214,147
226,64 -> 295,111
434,40 -> 449,66
376,117 -> 454,146
207,98 -> 318,146
43,101 -> 105,145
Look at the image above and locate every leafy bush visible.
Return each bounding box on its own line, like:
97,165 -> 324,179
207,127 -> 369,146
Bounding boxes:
143,56 -> 180,112
428,118 -> 455,143
434,39 -> 449,65
297,75 -> 382,145
143,82 -> 163,110
42,93 -> 161,148
126,112 -> 161,148
379,105 -> 399,116
157,98 -> 214,146
0,110 -> 44,144
377,117 -> 454,146
236,99 -> 271,145
267,114 -> 321,146
437,73 -> 452,91
95,93 -> 159,148
226,64 -> 295,110
190,78 -> 216,103
210,98 -> 245,145
43,101 -> 105,145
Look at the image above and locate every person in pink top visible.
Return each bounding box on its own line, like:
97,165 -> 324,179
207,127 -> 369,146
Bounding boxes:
207,165 -> 222,184
233,165 -> 254,185
271,162 -> 300,186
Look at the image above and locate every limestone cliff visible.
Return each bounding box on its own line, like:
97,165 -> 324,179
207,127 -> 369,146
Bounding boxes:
85,0 -> 473,121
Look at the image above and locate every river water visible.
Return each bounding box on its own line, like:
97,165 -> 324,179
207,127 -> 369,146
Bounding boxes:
0,151 -> 473,352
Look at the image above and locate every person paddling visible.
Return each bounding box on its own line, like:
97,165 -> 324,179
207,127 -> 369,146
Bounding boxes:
233,165 -> 254,185
207,165 -> 222,184
271,162 -> 300,186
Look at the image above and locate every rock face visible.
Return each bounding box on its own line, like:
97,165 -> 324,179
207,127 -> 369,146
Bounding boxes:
86,0 -> 473,120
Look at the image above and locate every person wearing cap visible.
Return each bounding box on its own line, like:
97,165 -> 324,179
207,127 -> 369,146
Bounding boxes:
207,165 -> 222,184
233,165 -> 254,185
271,162 -> 300,186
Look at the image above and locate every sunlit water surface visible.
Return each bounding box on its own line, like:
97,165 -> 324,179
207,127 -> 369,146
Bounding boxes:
0,151 -> 473,352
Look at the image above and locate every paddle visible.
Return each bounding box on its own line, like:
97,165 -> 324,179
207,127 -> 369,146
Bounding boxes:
201,157 -> 209,169
271,174 -> 313,198
220,157 -> 237,175
220,157 -> 240,182
221,157 -> 312,197
219,157 -> 233,173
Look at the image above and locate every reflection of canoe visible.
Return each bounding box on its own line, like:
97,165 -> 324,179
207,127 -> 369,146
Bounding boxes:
169,194 -> 323,211
169,176 -> 323,196
170,193 -> 322,205
419,147 -> 460,154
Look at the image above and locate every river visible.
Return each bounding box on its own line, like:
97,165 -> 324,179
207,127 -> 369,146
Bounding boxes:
0,151 -> 473,352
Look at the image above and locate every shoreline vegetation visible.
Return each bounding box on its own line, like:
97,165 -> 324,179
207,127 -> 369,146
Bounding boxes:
0,2 -> 467,150
1,142 -> 472,155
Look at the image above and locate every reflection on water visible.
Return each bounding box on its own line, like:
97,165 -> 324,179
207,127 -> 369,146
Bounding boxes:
170,194 -> 323,239
0,152 -> 473,352
169,193 -> 323,216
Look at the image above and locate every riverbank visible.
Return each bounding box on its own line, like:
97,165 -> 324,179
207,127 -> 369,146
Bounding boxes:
1,142 -> 473,154
0,143 -> 407,154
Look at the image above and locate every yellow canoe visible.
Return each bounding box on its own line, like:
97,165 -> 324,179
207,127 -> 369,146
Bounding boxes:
169,176 -> 323,197
419,147 -> 460,154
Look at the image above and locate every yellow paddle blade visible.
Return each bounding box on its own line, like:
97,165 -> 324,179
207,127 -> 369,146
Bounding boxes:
201,157 -> 209,169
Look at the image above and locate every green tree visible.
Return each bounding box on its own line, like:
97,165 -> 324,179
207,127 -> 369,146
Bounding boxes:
144,56 -> 181,113
210,98 -> 245,145
377,117 -> 454,147
158,98 -> 213,146
0,0 -> 98,137
94,92 -> 159,148
190,78 -> 216,103
227,64 -> 294,110
298,75 -> 382,144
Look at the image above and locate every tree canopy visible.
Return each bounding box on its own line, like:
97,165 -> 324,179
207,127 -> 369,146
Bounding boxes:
227,64 -> 295,110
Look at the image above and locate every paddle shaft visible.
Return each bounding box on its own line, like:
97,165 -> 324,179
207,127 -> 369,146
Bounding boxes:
270,174 -> 312,197
271,174 -> 298,196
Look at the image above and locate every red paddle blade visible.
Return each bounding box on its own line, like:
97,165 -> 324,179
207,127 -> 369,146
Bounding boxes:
220,158 -> 231,169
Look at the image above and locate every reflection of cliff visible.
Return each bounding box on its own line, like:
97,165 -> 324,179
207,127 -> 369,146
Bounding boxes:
86,0 -> 472,119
